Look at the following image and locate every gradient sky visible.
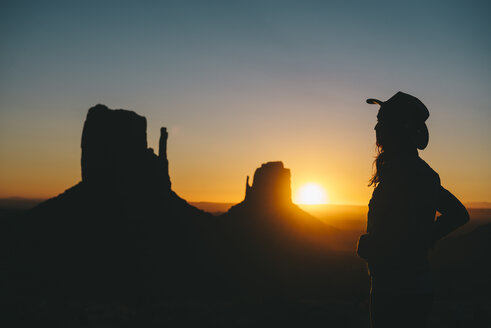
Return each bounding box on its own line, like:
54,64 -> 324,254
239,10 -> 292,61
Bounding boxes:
1,0 -> 490,205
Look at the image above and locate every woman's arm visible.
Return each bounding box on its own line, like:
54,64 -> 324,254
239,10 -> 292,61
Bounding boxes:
433,186 -> 470,243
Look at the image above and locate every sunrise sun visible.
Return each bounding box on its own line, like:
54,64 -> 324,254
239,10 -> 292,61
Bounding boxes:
295,183 -> 328,205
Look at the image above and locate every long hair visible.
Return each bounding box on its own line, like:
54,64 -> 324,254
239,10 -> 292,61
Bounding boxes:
368,143 -> 385,187
369,121 -> 416,187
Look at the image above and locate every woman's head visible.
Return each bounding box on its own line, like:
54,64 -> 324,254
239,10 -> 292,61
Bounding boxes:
374,119 -> 428,152
367,92 -> 430,186
369,92 -> 429,150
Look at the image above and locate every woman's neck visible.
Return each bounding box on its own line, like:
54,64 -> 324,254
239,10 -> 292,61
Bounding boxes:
384,147 -> 418,160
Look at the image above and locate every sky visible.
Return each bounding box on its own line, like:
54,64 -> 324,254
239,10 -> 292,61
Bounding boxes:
1,0 -> 490,205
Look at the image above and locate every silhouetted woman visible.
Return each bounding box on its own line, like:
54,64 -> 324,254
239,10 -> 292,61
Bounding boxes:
357,92 -> 469,328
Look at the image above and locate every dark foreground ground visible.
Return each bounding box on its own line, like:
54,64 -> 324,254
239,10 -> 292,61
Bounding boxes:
5,297 -> 490,327
2,202 -> 490,327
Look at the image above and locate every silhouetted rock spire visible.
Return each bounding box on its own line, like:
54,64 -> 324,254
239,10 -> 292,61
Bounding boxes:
80,104 -> 171,191
159,127 -> 168,159
158,127 -> 171,189
243,161 -> 292,208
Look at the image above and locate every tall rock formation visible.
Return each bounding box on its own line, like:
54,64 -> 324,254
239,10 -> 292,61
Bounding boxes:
80,104 -> 171,191
8,104 -> 210,308
243,161 -> 292,208
226,160 -> 337,242
217,161 -> 342,299
81,104 -> 147,183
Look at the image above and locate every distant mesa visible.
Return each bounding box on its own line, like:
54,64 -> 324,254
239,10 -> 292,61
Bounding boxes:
243,161 -> 292,209
226,160 -> 341,251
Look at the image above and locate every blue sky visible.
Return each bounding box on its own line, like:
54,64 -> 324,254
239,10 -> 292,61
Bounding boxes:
1,0 -> 490,203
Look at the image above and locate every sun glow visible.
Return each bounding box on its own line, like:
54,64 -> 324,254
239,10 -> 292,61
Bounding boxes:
295,183 -> 328,205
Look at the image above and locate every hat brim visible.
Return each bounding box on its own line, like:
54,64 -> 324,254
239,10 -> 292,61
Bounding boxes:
366,98 -> 384,106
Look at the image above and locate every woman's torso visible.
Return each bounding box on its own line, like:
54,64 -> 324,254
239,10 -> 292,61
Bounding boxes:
367,155 -> 440,293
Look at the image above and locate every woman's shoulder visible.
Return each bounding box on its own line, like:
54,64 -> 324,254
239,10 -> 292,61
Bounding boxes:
383,156 -> 440,184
